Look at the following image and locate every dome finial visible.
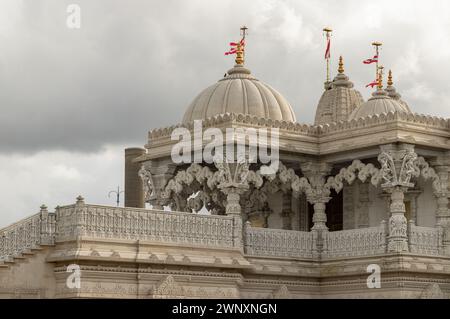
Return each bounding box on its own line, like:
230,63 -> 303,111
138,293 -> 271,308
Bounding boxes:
377,66 -> 384,89
235,41 -> 244,65
224,26 -> 248,66
235,26 -> 248,65
338,56 -> 344,74
387,69 -> 393,86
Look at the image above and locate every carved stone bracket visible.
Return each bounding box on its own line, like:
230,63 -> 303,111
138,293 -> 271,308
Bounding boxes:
163,161 -> 263,216
139,159 -> 177,209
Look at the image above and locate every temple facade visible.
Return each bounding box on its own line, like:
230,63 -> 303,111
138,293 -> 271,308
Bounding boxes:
1,37 -> 450,299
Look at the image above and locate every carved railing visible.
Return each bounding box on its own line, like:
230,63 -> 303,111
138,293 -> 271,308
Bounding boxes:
244,224 -> 315,258
55,203 -> 236,249
322,222 -> 387,258
408,222 -> 442,255
0,210 -> 56,261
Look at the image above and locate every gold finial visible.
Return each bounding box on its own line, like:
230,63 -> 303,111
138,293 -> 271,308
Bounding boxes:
323,27 -> 333,33
387,69 -> 393,86
377,66 -> 384,89
235,26 -> 248,65
372,41 -> 382,47
235,42 -> 244,65
338,56 -> 344,74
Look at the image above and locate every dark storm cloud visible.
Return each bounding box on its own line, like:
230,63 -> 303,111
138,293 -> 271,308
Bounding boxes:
1,0 -> 450,154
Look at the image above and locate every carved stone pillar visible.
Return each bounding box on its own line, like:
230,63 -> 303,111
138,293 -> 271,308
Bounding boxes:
311,198 -> 331,231
357,181 -> 370,228
343,184 -> 355,230
300,162 -> 332,232
139,159 -> 177,210
281,193 -> 292,230
220,187 -> 247,215
406,189 -> 421,223
214,161 -> 258,216
378,143 -> 416,252
386,186 -> 409,252
291,193 -> 308,231
431,158 -> 450,254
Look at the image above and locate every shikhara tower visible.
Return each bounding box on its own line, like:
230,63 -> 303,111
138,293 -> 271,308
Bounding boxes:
1,28 -> 450,299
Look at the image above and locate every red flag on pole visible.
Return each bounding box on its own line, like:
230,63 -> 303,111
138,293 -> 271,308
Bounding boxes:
363,55 -> 378,64
365,80 -> 378,88
225,39 -> 245,56
324,37 -> 331,59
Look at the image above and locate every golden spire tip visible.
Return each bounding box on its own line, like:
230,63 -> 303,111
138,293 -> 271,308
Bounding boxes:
377,67 -> 384,89
235,26 -> 247,66
387,69 -> 393,86
338,56 -> 344,74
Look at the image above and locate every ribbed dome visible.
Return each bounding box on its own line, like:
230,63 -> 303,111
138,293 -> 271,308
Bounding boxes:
182,65 -> 296,123
348,89 -> 411,120
314,72 -> 364,125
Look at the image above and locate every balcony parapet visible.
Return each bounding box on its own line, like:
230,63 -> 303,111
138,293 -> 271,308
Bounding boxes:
0,206 -> 55,261
244,223 -> 315,259
55,203 -> 237,249
322,222 -> 388,258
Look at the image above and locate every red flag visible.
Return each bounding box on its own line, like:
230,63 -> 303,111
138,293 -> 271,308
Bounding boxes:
324,37 -> 331,59
224,39 -> 245,56
365,80 -> 378,88
224,49 -> 237,55
229,39 -> 244,46
363,55 -> 378,64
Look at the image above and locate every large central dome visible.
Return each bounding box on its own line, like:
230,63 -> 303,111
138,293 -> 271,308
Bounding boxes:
182,64 -> 296,123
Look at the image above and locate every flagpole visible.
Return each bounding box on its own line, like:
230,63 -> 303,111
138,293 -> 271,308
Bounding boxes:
323,27 -> 332,84
372,41 -> 382,85
240,25 -> 248,63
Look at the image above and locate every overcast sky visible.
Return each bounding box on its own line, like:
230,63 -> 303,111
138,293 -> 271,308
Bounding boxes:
1,0 -> 450,227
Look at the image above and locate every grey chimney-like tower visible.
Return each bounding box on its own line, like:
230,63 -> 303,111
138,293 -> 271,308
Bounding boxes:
124,147 -> 145,208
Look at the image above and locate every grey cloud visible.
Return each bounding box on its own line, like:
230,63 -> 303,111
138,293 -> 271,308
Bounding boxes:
1,0 -> 450,154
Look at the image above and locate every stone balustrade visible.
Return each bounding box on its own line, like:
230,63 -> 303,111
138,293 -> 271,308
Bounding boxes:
408,221 -> 443,255
244,223 -> 315,258
0,210 -> 55,261
322,222 -> 388,258
2,200 -> 448,262
55,203 -> 237,249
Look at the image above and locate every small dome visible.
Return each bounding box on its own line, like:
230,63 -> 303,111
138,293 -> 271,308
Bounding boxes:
314,57 -> 364,125
182,65 -> 296,124
348,89 -> 411,120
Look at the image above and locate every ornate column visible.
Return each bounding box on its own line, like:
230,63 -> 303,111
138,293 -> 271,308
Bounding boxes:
431,156 -> 450,254
385,186 -> 409,252
220,186 -> 248,215
281,193 -> 293,230
300,162 -> 333,231
296,194 -> 309,231
297,161 -> 332,257
406,189 -> 421,223
378,143 -> 416,252
214,160 -> 263,250
139,158 -> 177,210
342,184 -> 355,230
357,181 -> 370,228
